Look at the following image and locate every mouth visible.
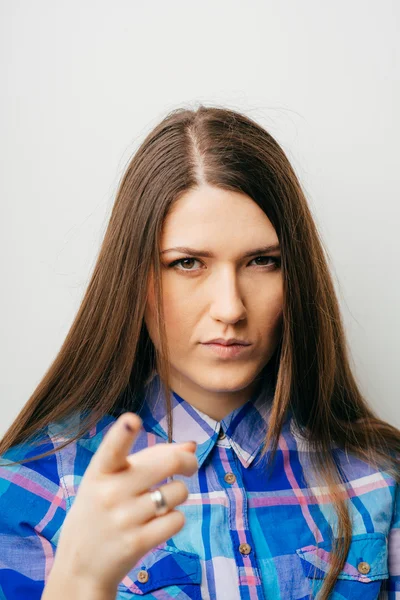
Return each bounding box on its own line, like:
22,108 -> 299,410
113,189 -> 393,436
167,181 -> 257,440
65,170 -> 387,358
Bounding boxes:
200,342 -> 252,359
203,338 -> 251,346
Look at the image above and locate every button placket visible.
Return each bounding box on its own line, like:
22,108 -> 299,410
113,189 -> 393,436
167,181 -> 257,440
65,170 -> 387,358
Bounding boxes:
217,447 -> 265,599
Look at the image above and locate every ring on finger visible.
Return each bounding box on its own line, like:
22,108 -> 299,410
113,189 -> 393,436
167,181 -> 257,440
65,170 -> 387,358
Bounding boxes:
149,488 -> 169,516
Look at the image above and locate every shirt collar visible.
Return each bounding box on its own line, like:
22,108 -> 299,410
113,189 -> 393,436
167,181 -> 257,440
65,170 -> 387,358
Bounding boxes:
137,372 -> 282,469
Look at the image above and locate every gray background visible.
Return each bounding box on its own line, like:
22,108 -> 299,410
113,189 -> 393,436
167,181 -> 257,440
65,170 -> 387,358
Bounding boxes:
1,0 -> 399,437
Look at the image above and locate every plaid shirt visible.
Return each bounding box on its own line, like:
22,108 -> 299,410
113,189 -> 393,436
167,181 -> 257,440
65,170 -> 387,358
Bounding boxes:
0,373 -> 398,599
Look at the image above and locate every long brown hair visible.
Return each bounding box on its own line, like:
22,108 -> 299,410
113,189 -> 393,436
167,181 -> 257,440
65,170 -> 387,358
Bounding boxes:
1,105 -> 399,600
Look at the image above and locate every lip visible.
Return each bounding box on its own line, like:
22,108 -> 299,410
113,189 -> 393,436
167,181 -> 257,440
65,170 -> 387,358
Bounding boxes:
201,342 -> 252,359
203,338 -> 251,346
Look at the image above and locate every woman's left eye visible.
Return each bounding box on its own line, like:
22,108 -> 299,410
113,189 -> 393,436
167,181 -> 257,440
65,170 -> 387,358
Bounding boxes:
167,256 -> 280,271
250,256 -> 280,267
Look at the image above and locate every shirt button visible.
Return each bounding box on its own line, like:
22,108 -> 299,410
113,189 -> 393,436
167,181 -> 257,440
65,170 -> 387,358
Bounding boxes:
218,428 -> 226,439
357,561 -> 371,575
137,570 -> 149,583
239,543 -> 252,555
224,473 -> 236,484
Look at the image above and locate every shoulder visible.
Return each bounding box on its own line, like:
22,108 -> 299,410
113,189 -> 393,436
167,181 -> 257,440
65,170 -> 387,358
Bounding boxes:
0,411 -> 115,514
0,429 -> 65,539
0,429 -> 61,515
330,446 -> 398,536
0,408 -> 155,518
289,420 -> 398,536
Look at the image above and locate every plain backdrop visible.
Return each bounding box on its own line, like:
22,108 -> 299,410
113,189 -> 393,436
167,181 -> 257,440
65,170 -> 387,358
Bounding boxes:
1,0 -> 399,438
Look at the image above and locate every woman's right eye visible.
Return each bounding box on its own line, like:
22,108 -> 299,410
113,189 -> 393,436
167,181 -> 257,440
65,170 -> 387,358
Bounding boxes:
168,258 -> 202,271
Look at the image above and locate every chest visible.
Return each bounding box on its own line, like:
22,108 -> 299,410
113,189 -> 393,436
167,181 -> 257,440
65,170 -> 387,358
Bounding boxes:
113,442 -> 394,599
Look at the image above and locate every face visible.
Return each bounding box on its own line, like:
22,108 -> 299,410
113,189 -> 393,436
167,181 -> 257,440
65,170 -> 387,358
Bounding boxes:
144,184 -> 283,419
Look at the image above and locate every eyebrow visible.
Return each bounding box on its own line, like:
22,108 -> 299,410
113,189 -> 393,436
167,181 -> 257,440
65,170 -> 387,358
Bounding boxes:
160,244 -> 281,258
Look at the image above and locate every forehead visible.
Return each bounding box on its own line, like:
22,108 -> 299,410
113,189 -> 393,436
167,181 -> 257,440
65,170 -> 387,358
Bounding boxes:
161,185 -> 278,248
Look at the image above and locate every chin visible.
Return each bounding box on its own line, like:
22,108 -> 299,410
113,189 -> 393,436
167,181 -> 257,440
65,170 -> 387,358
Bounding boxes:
194,365 -> 259,393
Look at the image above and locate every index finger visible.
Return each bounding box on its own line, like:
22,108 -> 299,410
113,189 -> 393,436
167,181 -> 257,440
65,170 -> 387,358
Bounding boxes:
88,412 -> 143,475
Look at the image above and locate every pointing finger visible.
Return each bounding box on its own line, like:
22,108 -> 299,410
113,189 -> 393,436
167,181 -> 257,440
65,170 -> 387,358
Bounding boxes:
89,412 -> 143,475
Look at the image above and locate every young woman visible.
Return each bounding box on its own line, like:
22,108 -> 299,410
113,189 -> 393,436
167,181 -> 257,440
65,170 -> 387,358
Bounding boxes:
0,106 -> 398,600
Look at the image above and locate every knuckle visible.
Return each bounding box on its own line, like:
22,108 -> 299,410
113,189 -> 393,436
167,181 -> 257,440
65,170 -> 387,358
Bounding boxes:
172,509 -> 185,528
113,507 -> 131,530
166,452 -> 182,474
173,450 -> 187,471
107,446 -> 120,464
175,480 -> 189,501
97,484 -> 119,510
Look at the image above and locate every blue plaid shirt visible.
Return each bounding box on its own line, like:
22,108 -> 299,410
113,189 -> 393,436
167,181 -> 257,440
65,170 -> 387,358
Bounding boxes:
0,373 -> 398,599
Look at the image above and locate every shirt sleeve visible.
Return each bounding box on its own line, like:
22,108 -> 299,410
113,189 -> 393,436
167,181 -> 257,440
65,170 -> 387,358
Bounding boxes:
0,432 -> 67,599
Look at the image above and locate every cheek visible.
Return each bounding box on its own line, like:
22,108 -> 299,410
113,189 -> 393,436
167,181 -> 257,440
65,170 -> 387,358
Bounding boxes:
163,293 -> 194,336
271,291 -> 284,324
258,283 -> 284,337
144,282 -> 195,348
260,276 -> 283,313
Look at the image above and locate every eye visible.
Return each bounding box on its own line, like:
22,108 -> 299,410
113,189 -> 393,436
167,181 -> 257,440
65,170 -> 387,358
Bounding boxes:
167,256 -> 281,272
250,256 -> 281,268
168,257 -> 202,271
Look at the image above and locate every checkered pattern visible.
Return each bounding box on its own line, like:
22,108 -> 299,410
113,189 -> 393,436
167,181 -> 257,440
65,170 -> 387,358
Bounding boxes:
0,372 -> 398,599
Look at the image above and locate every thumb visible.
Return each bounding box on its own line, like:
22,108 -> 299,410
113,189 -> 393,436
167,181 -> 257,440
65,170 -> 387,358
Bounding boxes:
89,412 -> 142,475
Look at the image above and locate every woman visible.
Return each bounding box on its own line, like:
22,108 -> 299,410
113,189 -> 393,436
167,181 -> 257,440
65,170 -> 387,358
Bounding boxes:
0,105 -> 398,600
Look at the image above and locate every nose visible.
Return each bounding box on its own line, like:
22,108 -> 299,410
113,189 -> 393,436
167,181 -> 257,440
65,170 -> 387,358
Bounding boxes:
208,268 -> 247,324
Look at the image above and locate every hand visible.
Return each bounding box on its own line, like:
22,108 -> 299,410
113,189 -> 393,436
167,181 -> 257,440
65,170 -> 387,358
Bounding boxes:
51,412 -> 198,593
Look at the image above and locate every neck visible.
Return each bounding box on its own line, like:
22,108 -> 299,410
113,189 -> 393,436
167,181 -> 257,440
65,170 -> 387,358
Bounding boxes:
168,368 -> 263,421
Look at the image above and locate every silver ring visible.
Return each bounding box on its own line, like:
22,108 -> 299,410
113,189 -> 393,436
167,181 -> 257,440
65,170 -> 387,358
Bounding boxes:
150,488 -> 169,516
